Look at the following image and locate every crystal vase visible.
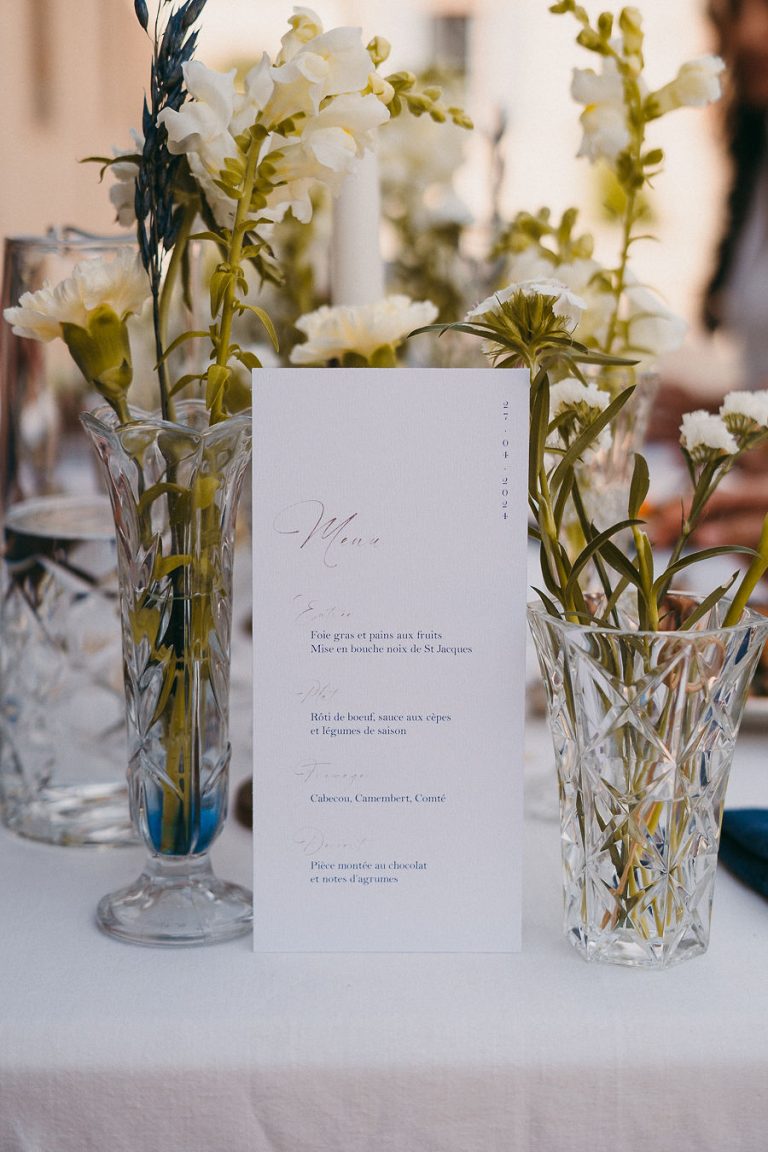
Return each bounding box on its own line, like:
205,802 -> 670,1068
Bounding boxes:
528,594 -> 768,968
81,399 -> 252,946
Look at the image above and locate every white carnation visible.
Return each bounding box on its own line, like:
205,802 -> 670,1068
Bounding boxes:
720,390 -> 768,428
3,250 -> 148,342
550,377 -> 610,418
466,279 -> 585,331
547,378 -> 612,465
680,410 -> 737,456
290,296 -> 438,364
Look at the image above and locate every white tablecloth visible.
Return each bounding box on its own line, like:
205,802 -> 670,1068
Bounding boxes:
2,610 -> 768,1150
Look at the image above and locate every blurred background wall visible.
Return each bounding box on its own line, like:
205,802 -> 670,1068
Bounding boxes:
0,0 -> 724,346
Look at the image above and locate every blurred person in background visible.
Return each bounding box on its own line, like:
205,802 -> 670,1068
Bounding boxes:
651,0 -> 768,547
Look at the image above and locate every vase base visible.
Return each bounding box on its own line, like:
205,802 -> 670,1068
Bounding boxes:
569,924 -> 709,969
2,782 -> 137,847
96,854 -> 252,947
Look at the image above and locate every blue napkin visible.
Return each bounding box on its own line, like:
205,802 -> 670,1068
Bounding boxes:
719,809 -> 768,898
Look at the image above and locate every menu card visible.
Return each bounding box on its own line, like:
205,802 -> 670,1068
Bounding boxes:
251,368 -> 528,951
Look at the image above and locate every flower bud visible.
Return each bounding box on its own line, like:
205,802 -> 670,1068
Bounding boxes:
366,36 -> 391,66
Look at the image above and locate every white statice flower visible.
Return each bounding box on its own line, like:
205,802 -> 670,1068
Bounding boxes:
289,295 -> 438,364
4,251 -> 148,342
467,279 -> 586,332
680,410 -> 738,459
108,129 -> 144,227
652,55 -> 725,115
721,390 -> 768,428
571,57 -> 630,161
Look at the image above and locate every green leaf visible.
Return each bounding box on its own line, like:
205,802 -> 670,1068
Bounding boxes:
157,329 -> 209,364
235,349 -> 263,371
190,230 -> 229,246
236,303 -> 279,352
529,372 -> 549,496
676,575 -> 739,631
565,519 -> 642,602
652,544 -> 758,596
205,364 -> 231,410
550,385 -> 634,496
168,372 -> 204,398
209,268 -> 233,316
599,538 -> 643,588
628,453 -> 650,520
531,587 -> 562,618
137,481 -> 188,519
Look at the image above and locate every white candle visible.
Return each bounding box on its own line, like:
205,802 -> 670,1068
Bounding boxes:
330,148 -> 385,306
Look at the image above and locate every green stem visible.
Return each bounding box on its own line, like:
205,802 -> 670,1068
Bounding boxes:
724,514 -> 768,626
209,136 -> 262,425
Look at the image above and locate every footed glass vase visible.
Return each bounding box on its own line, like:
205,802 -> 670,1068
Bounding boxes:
528,594 -> 768,969
81,399 -> 252,946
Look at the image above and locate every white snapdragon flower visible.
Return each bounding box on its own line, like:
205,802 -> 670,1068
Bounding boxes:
289,295 -> 438,364
624,281 -> 687,356
577,104 -> 630,162
156,22 -> 389,231
229,55 -> 274,136
571,58 -> 630,161
159,61 -> 238,158
108,129 -> 144,227
277,7 -> 325,64
261,93 -> 389,223
158,61 -> 241,225
4,250 -> 148,341
467,279 -> 586,332
721,390 -> 768,427
680,410 -> 738,458
652,55 -> 725,115
379,109 -> 467,191
263,26 -> 374,125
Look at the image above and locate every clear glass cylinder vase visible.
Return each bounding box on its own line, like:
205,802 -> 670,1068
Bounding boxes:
527,594 -> 768,969
81,398 -> 252,946
0,229 -> 137,846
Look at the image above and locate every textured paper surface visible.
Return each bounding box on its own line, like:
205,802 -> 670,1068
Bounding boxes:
251,368 -> 528,951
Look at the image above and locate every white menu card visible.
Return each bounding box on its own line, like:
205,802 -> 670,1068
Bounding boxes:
251,368 -> 528,952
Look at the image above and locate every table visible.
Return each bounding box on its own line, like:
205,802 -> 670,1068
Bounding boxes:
1,631 -> 768,1151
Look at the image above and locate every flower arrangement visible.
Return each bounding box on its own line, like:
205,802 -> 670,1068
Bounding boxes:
4,0 -> 469,426
0,1 -> 470,943
492,2 -> 723,367
414,5 -> 768,630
